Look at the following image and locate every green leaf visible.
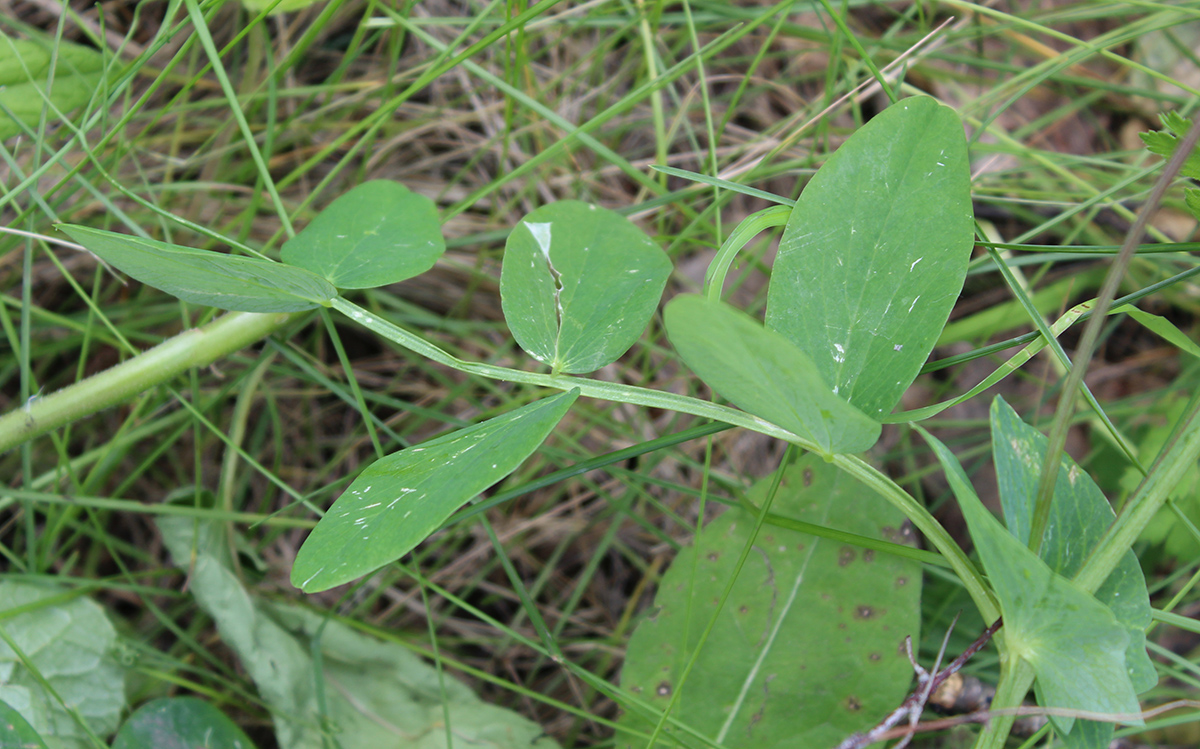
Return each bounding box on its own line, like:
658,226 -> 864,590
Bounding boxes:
241,0 -> 326,13
663,294 -> 880,455
1186,187 -> 1200,220
920,429 -> 1143,735
1113,304 -> 1200,359
1140,111 -> 1200,180
112,698 -> 256,749
500,201 -> 671,374
0,581 -> 127,749
281,180 -> 444,289
765,97 -> 974,419
0,37 -> 106,140
292,389 -> 579,591
0,698 -> 49,749
158,518 -> 559,749
990,397 -> 1155,747
618,455 -> 921,748
58,225 -> 336,312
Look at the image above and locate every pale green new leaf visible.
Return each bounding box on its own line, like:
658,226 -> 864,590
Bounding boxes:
0,581 -> 127,749
158,518 -> 558,749
281,180 -> 444,289
500,201 -> 671,374
0,698 -> 49,749
618,455 -> 921,748
766,96 -> 974,419
59,225 -> 336,312
112,698 -> 256,749
664,294 -> 879,455
991,397 -> 1155,747
292,389 -> 578,591
921,429 -> 1142,735
0,37 -> 106,140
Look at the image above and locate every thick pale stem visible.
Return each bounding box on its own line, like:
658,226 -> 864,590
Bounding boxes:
0,311 -> 294,454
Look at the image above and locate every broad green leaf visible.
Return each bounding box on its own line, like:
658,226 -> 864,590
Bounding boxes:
500,201 -> 671,374
921,430 -> 1142,735
0,38 -> 105,140
0,581 -> 127,749
618,455 -> 921,748
1140,111 -> 1200,180
663,294 -> 880,454
59,225 -> 336,312
766,97 -> 974,419
0,698 -> 49,749
158,518 -> 559,749
281,180 -> 444,289
991,397 -> 1155,748
112,698 -> 256,749
1113,304 -> 1200,359
293,389 -> 579,591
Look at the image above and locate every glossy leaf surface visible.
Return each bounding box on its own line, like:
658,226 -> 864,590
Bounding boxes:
0,38 -> 105,139
59,225 -> 336,312
500,201 -> 671,374
664,294 -> 879,454
618,455 -> 921,747
159,518 -> 559,749
922,429 -> 1142,735
281,180 -> 444,289
766,97 -> 974,419
112,698 -> 256,749
0,581 -> 126,749
293,389 -> 578,591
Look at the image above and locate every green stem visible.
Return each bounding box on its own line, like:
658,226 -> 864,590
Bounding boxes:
974,656 -> 1035,749
330,297 -> 998,621
0,311 -> 294,454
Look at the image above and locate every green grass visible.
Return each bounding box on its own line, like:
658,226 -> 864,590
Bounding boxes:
2,0 -> 1200,747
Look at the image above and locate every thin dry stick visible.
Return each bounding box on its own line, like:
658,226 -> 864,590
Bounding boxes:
837,616 -> 1004,749
867,699 -> 1200,745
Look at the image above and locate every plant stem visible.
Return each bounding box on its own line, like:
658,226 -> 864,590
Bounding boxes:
973,656 -> 1035,749
0,311 -> 294,454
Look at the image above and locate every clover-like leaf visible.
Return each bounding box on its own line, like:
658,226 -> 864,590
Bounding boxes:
500,201 -> 671,374
292,389 -> 579,591
281,180 -> 444,289
766,97 -> 974,419
664,294 -> 879,454
59,225 -> 335,312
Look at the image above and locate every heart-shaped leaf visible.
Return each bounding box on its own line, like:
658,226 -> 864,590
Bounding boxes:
292,389 -> 579,592
59,225 -> 336,312
766,97 -> 974,419
921,428 -> 1142,734
500,201 -> 671,374
0,37 -> 106,140
990,396 -> 1155,747
281,180 -> 444,289
112,698 -> 256,749
664,294 -> 879,454
618,455 -> 921,748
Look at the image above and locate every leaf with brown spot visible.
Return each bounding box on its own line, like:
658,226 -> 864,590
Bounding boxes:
617,455 -> 921,748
